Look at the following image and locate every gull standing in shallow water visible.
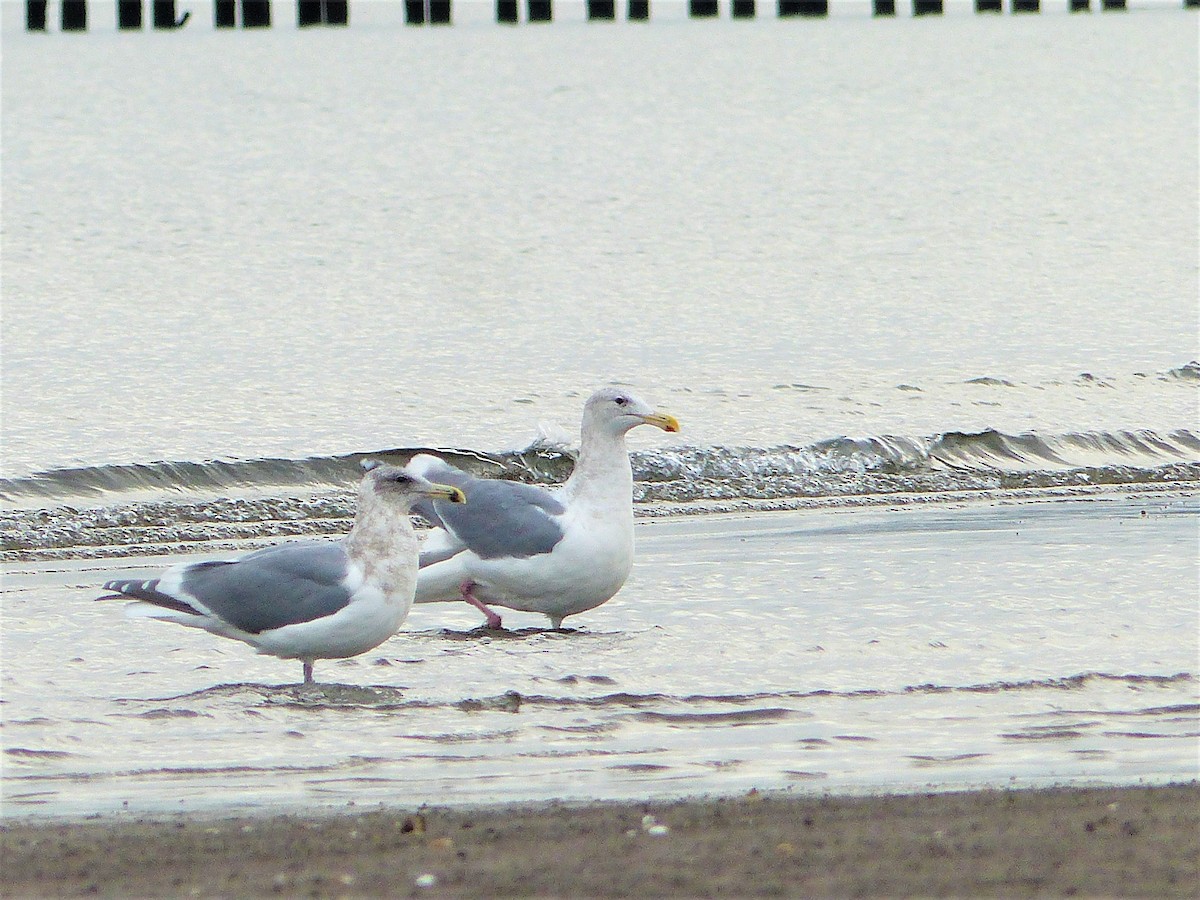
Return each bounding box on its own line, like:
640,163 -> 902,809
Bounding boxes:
410,388 -> 680,629
97,462 -> 465,683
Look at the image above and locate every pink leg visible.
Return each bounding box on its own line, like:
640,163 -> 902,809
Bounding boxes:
460,581 -> 503,629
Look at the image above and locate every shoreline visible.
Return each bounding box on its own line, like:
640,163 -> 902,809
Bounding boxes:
4,480 -> 1196,565
3,783 -> 1197,897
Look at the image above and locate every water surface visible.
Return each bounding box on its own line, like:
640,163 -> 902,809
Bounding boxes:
3,12 -> 1196,476
2,10 -> 1197,818
3,495 -> 1196,817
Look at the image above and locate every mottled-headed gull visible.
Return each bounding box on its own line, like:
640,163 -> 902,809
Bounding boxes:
97,461 -> 465,683
410,388 -> 680,629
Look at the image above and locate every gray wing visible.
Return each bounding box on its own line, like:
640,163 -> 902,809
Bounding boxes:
105,542 -> 355,634
410,458 -> 566,561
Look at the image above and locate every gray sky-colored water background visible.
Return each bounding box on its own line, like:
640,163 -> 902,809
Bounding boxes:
2,2 -> 1197,818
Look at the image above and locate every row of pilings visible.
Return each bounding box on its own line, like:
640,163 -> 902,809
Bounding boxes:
25,0 -> 1199,31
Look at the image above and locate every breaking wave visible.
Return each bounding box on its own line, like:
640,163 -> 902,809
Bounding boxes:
3,428 -> 1198,506
2,428 -> 1197,559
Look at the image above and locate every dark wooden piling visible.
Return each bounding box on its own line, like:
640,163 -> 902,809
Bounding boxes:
528,0 -> 552,20
299,0 -> 322,24
404,0 -> 425,24
689,0 -> 718,16
975,0 -> 1001,11
1013,0 -> 1039,10
243,0 -> 271,26
588,0 -> 615,17
780,0 -> 828,15
429,1 -> 451,23
497,0 -> 518,21
153,0 -> 190,26
1100,0 -> 1125,7
732,0 -> 755,16
913,0 -> 942,14
26,0 -> 47,30
215,0 -> 236,26
118,0 -> 142,29
61,0 -> 86,29
628,0 -> 649,17
873,0 -> 896,14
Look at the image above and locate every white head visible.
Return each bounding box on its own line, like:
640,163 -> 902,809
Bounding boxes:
580,388 -> 681,440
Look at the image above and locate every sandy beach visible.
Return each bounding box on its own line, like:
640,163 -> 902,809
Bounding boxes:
3,783 -> 1197,897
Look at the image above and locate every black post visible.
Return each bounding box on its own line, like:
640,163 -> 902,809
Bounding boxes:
497,0 -> 518,21
873,0 -> 895,14
243,0 -> 272,26
1100,0 -> 1125,7
1013,0 -> 1039,10
528,0 -> 552,20
326,0 -> 348,22
215,0 -> 236,25
975,0 -> 1001,10
153,0 -> 190,26
732,0 -> 754,16
690,0 -> 718,15
1069,0 -> 1090,9
429,0 -> 450,22
118,0 -> 142,28
628,0 -> 649,17
588,0 -> 615,16
913,0 -> 942,13
299,0 -> 322,24
1186,0 -> 1200,8
404,0 -> 425,23
781,0 -> 827,14
26,0 -> 48,29
62,0 -> 87,29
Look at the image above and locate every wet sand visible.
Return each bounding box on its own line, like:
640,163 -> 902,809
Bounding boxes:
2,783 -> 1197,897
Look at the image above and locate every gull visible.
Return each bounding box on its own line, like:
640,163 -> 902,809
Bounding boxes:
410,388 -> 680,629
97,461 -> 465,683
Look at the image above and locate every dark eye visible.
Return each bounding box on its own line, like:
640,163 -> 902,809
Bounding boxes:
614,396 -> 628,407
390,473 -> 413,485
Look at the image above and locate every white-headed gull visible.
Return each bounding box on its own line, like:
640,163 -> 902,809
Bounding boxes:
410,388 -> 680,629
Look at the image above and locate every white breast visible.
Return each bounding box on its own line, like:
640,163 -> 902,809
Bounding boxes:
470,496 -> 634,617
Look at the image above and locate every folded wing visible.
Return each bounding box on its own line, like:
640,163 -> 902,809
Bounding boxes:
409,455 -> 566,564
103,541 -> 355,634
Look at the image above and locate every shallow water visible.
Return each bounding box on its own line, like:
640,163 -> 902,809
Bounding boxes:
2,11 -> 1197,479
3,494 -> 1196,817
2,9 -> 1198,818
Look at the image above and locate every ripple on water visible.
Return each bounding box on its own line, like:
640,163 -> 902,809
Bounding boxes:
629,708 -> 803,726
